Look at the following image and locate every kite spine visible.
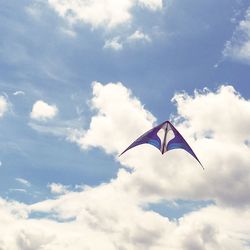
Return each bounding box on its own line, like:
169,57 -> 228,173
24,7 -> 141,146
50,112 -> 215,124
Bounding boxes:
161,122 -> 168,154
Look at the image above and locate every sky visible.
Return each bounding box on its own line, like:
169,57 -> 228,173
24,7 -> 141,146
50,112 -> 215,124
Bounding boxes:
0,0 -> 250,249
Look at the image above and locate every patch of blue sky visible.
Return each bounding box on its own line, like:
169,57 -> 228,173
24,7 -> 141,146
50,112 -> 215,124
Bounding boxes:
0,136 -> 121,202
28,210 -> 76,222
147,199 -> 215,220
0,102 -> 120,203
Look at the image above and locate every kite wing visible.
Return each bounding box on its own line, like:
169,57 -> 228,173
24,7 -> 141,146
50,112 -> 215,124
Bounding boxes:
120,120 -> 203,169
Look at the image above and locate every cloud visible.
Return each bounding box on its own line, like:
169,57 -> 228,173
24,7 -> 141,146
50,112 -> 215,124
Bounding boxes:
30,100 -> 58,121
26,82 -> 250,207
172,85 -> 250,143
13,91 -> 25,96
172,205 -> 250,250
47,0 -> 163,29
0,189 -> 248,249
223,7 -> 250,63
16,178 -> 31,187
68,82 -> 250,207
128,30 -> 151,42
103,31 -> 151,51
48,183 -> 69,194
0,83 -> 250,248
29,118 -> 85,143
9,188 -> 27,193
0,95 -> 9,118
138,0 -> 163,11
69,81 -> 156,153
119,85 -> 250,206
103,37 -> 123,50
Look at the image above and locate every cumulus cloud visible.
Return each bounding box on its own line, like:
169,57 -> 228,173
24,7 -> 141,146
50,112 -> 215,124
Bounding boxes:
26,83 -> 250,208
47,0 -> 163,29
172,85 -> 250,143
69,81 -> 156,153
30,100 -> 58,121
119,85 -> 250,206
0,95 -> 9,118
0,189 -> 249,249
69,82 -> 250,207
0,83 -> 250,249
223,7 -> 250,63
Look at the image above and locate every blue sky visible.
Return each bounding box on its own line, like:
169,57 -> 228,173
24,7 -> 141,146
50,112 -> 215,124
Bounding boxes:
0,0 -> 250,249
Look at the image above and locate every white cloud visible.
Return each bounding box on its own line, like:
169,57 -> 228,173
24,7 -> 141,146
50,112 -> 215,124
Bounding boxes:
114,85 -> 250,206
30,100 -> 58,121
69,81 -> 156,153
16,178 -> 31,187
13,91 -> 25,96
0,83 -> 248,249
0,187 -> 248,249
172,85 -> 250,143
223,7 -> 250,63
128,30 -> 151,42
103,37 -> 123,50
26,82 -> 250,208
170,205 -> 250,250
29,122 -> 70,137
46,1 -> 162,50
0,96 -> 9,118
104,31 -> 151,51
68,82 -> 250,207
48,183 -> 69,194
138,0 -> 163,10
47,0 -> 163,30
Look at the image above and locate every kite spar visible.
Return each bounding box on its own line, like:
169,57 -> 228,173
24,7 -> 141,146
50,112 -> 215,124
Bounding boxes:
120,120 -> 204,169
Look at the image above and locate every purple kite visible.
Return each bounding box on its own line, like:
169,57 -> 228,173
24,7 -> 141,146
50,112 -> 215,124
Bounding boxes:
120,120 -> 203,169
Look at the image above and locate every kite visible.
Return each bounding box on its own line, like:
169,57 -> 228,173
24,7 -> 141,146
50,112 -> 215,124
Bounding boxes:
120,120 -> 203,169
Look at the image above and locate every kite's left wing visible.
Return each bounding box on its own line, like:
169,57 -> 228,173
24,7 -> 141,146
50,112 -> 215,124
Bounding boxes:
119,122 -> 164,156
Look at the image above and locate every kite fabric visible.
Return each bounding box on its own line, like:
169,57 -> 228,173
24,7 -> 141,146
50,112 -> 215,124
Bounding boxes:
120,120 -> 203,169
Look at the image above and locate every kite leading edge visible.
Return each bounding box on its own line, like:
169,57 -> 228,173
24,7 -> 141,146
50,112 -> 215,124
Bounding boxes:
119,120 -> 204,169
